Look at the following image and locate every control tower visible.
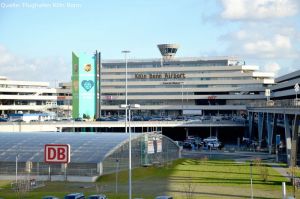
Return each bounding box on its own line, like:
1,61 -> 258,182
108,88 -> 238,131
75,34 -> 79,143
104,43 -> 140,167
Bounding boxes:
157,44 -> 179,61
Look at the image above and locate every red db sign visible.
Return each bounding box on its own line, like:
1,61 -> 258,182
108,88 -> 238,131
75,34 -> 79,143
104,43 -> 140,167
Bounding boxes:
44,144 -> 70,163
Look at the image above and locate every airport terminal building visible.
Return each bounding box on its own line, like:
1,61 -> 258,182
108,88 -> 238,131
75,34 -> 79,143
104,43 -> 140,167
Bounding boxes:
72,44 -> 274,119
0,76 -> 71,119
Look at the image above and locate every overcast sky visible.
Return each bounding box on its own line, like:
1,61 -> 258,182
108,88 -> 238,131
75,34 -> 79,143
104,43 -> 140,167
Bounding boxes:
0,0 -> 299,86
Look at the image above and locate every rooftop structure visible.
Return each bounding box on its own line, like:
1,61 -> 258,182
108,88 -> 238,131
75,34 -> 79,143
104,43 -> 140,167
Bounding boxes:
0,132 -> 180,182
157,43 -> 180,61
271,69 -> 300,100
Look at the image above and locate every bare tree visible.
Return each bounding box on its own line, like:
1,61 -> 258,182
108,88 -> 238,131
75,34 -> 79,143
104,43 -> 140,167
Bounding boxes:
182,169 -> 196,199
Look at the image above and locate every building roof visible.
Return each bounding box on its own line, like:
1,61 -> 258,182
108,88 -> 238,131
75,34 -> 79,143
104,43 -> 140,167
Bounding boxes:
275,69 -> 300,83
0,132 -> 141,163
102,56 -> 239,64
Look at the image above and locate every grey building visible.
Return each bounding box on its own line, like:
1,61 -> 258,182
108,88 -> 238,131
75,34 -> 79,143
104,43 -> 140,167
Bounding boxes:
100,44 -> 274,118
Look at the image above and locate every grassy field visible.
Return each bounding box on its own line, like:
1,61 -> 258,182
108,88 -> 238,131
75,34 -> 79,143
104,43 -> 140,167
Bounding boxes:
0,158 -> 299,199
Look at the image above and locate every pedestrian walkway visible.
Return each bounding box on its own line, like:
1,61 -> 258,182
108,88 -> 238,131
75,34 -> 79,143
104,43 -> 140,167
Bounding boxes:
270,165 -> 290,180
233,154 -> 290,180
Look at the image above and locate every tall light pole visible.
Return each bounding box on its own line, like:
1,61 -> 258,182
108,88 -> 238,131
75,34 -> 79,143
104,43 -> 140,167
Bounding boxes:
295,83 -> 299,106
250,161 -> 253,199
122,50 -> 130,134
115,159 -> 119,195
15,154 -> 19,184
120,104 -> 140,199
121,50 -> 131,199
181,83 -> 184,113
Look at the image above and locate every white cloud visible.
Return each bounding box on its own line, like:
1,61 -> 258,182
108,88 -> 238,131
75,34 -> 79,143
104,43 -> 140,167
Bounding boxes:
243,34 -> 293,58
221,0 -> 299,20
274,34 -> 292,49
0,44 -> 70,86
235,30 -> 247,40
263,62 -> 281,75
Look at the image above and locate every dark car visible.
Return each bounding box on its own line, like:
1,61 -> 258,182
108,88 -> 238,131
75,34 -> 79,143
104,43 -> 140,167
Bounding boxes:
74,118 -> 84,122
42,196 -> 60,199
142,116 -> 152,121
0,118 -> 8,122
183,142 -> 193,150
87,194 -> 107,199
64,193 -> 85,199
155,196 -> 173,199
132,116 -> 143,121
96,117 -> 108,121
13,119 -> 25,122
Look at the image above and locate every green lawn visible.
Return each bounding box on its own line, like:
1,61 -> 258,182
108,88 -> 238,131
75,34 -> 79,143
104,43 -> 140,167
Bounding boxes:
0,159 -> 299,199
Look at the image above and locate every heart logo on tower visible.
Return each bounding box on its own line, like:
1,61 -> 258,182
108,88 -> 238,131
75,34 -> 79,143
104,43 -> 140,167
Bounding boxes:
81,80 -> 94,92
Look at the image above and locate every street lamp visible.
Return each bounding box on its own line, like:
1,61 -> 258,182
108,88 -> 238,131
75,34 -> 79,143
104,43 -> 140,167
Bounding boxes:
181,82 -> 184,114
250,161 -> 253,199
16,154 -> 19,183
120,103 -> 140,199
115,159 -> 119,195
294,83 -> 299,106
122,50 -> 130,134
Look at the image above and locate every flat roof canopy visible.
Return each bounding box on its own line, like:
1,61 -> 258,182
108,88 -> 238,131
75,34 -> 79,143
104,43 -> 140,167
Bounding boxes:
0,132 -> 141,163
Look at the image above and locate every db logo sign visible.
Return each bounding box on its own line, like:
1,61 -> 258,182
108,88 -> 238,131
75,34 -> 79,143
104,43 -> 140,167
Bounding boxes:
44,144 -> 70,163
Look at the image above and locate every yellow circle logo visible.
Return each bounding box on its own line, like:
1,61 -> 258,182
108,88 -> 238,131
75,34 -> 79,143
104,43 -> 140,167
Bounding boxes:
84,64 -> 92,72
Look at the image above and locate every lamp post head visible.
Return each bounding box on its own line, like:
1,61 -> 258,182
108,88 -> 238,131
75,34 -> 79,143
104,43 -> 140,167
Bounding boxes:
130,104 -> 140,108
121,50 -> 131,54
120,104 -> 127,109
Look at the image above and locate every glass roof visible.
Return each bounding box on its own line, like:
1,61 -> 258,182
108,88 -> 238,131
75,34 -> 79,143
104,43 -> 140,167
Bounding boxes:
0,132 -> 141,163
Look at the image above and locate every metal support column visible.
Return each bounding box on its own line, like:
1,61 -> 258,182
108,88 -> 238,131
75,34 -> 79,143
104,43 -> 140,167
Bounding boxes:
267,113 -> 277,154
248,112 -> 253,139
258,112 -> 264,147
284,114 -> 292,166
185,128 -> 189,138
291,114 -> 299,167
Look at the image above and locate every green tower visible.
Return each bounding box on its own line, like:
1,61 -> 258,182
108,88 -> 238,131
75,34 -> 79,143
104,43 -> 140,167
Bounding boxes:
72,52 -> 97,119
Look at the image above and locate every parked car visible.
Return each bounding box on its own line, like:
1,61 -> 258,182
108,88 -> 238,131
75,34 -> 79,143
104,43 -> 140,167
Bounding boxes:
132,116 -> 144,121
42,196 -> 59,199
96,117 -> 108,121
142,116 -> 152,121
74,118 -> 84,122
0,118 -> 8,122
207,141 -> 221,149
64,193 -> 85,199
87,194 -> 107,199
12,119 -> 25,122
175,115 -> 184,121
203,136 -> 218,143
183,141 -> 193,150
155,196 -> 173,199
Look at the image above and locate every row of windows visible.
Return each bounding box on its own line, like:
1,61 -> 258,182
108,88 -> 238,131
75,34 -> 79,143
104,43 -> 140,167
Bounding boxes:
102,91 -> 264,96
0,85 -> 50,89
102,61 -> 228,69
101,76 -> 253,82
101,69 -> 239,75
102,84 -> 262,89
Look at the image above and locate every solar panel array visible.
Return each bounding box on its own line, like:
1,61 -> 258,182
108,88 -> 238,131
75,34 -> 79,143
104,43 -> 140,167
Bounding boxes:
0,132 -> 141,163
